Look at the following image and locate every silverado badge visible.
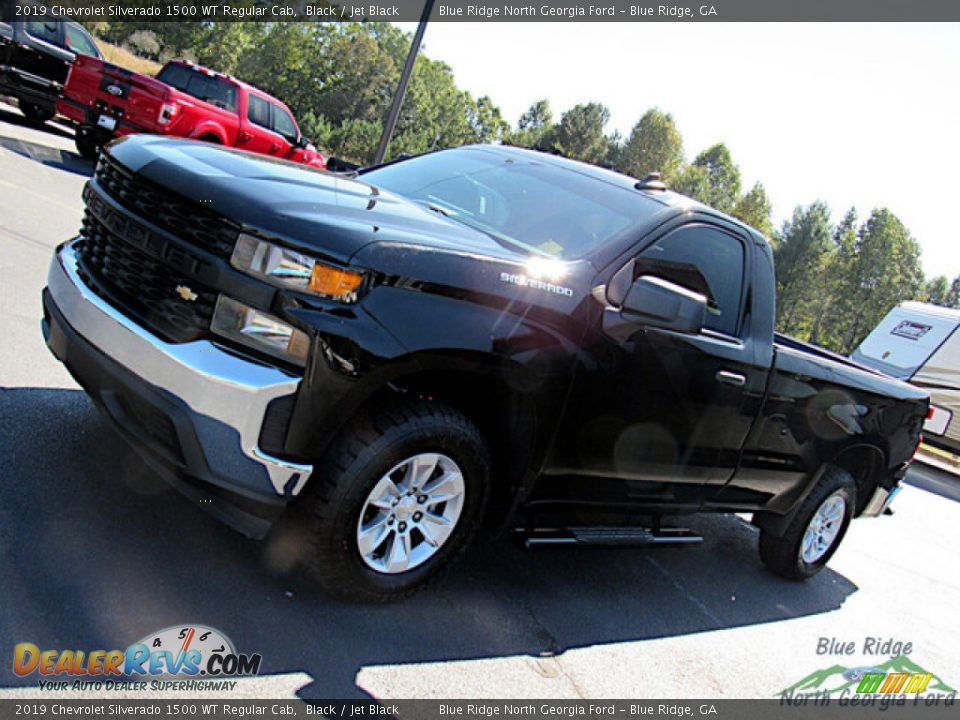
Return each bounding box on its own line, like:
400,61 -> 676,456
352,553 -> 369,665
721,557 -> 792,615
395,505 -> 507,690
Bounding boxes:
175,285 -> 198,302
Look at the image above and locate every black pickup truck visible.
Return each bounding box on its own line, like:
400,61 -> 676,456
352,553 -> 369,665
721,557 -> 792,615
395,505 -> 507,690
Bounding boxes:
0,20 -> 101,122
42,137 -> 928,601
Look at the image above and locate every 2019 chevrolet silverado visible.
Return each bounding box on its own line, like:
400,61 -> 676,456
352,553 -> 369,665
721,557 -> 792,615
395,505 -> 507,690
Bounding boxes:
42,138 -> 928,601
57,57 -> 326,168
0,19 -> 101,122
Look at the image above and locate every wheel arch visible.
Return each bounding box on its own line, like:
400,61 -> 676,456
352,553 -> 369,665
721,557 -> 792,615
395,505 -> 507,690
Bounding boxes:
829,442 -> 887,517
296,359 -> 557,529
754,440 -> 887,535
188,123 -> 227,144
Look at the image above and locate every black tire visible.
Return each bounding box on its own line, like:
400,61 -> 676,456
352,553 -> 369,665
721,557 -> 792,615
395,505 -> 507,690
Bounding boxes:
759,466 -> 856,580
20,102 -> 54,124
297,399 -> 491,602
75,128 -> 101,161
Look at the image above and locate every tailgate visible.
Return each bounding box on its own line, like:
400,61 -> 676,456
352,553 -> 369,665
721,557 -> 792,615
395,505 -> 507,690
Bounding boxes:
64,56 -> 169,130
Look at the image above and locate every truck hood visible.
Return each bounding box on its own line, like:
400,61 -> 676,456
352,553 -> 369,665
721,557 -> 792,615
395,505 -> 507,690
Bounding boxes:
107,135 -> 597,312
108,135 -> 538,265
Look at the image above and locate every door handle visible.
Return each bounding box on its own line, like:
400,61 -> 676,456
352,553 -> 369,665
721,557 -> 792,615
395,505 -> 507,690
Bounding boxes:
270,142 -> 281,152
715,370 -> 747,387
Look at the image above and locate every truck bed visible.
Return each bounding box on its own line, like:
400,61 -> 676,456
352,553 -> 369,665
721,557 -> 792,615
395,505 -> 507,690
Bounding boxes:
774,332 -> 885,377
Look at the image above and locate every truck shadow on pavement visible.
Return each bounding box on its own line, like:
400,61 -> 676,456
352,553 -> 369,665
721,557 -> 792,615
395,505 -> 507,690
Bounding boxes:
0,387 -> 859,698
0,134 -> 92,177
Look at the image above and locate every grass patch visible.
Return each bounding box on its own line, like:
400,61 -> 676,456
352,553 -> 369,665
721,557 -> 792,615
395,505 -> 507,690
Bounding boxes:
98,42 -> 162,76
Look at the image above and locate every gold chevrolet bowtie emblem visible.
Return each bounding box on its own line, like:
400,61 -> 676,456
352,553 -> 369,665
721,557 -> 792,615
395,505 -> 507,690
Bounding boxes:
175,285 -> 198,302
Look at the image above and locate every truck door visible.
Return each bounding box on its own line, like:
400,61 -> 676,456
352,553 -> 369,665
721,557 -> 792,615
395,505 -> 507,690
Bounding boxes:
17,21 -> 70,85
551,221 -> 770,506
268,101 -> 298,159
237,93 -> 277,155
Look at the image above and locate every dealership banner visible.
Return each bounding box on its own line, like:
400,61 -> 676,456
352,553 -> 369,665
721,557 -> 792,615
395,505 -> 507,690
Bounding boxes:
3,0 -> 960,23
0,700 -> 958,719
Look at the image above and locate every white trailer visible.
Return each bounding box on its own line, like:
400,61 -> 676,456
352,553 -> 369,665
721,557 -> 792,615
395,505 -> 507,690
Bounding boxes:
851,301 -> 960,453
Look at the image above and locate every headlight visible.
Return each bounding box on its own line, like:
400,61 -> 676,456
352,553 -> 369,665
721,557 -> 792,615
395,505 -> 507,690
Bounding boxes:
231,233 -> 364,302
211,296 -> 310,367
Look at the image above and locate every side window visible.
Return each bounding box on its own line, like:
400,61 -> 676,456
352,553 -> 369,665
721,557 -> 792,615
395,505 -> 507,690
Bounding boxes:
26,21 -> 60,45
635,225 -> 746,337
65,23 -> 99,57
247,95 -> 271,130
271,103 -> 298,142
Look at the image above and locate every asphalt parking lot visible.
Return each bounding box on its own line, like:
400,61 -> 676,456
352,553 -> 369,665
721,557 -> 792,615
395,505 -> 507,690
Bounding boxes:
1,101 -> 959,700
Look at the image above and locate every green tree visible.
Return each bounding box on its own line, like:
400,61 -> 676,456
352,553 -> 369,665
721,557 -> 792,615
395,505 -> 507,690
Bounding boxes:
672,163 -> 710,202
604,129 -> 625,170
192,23 -> 263,75
947,276 -> 960,308
809,208 -> 857,348
544,102 -> 611,165
469,95 -> 509,144
733,182 -> 773,237
619,108 -> 683,181
312,25 -> 400,127
924,276 -> 950,306
773,201 -> 834,337
674,143 -> 742,214
829,209 -> 924,353
508,99 -> 555,148
327,118 -> 385,164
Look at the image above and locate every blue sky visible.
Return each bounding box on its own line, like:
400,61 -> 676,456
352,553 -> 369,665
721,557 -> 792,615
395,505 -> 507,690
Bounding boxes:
397,22 -> 960,278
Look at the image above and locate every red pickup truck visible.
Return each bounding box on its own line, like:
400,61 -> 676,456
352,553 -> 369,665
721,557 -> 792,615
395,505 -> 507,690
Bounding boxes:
57,57 -> 326,168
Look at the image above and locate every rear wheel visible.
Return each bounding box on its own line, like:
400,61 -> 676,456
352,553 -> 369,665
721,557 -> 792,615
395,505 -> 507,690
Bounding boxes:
75,127 -> 101,161
20,102 -> 54,124
759,466 -> 856,580
298,400 -> 490,602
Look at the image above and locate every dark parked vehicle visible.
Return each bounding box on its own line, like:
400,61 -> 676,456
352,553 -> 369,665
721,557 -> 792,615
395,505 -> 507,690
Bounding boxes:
0,20 -> 101,122
42,138 -> 928,601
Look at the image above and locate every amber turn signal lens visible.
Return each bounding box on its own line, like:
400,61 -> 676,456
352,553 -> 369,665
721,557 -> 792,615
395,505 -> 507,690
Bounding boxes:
309,264 -> 364,299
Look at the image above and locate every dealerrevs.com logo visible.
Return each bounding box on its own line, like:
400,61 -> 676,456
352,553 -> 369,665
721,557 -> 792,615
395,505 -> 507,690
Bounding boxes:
13,625 -> 262,691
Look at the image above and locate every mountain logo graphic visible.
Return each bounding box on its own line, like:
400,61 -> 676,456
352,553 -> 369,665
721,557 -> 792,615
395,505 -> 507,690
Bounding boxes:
780,655 -> 956,696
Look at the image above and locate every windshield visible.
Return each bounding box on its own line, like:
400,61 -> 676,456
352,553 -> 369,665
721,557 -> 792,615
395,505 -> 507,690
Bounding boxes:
362,147 -> 656,259
157,64 -> 238,113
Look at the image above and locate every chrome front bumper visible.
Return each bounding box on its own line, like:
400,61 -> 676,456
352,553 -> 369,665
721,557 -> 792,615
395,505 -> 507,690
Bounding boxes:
46,240 -> 313,499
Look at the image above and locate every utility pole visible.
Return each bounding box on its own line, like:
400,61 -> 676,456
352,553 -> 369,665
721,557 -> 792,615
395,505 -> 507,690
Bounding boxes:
372,0 -> 436,165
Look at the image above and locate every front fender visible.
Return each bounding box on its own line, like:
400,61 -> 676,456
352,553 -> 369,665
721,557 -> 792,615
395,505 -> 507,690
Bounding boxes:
281,283 -> 582,469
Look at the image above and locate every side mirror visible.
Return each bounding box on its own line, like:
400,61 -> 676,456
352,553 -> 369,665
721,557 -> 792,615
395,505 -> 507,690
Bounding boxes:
602,275 -> 706,343
295,135 -> 311,149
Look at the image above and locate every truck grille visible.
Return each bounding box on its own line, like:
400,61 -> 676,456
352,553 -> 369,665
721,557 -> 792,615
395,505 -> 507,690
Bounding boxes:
76,209 -> 217,343
94,154 -> 237,259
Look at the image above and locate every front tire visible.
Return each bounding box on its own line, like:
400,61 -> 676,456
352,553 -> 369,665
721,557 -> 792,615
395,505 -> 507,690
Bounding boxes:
759,466 -> 856,580
298,400 -> 490,602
